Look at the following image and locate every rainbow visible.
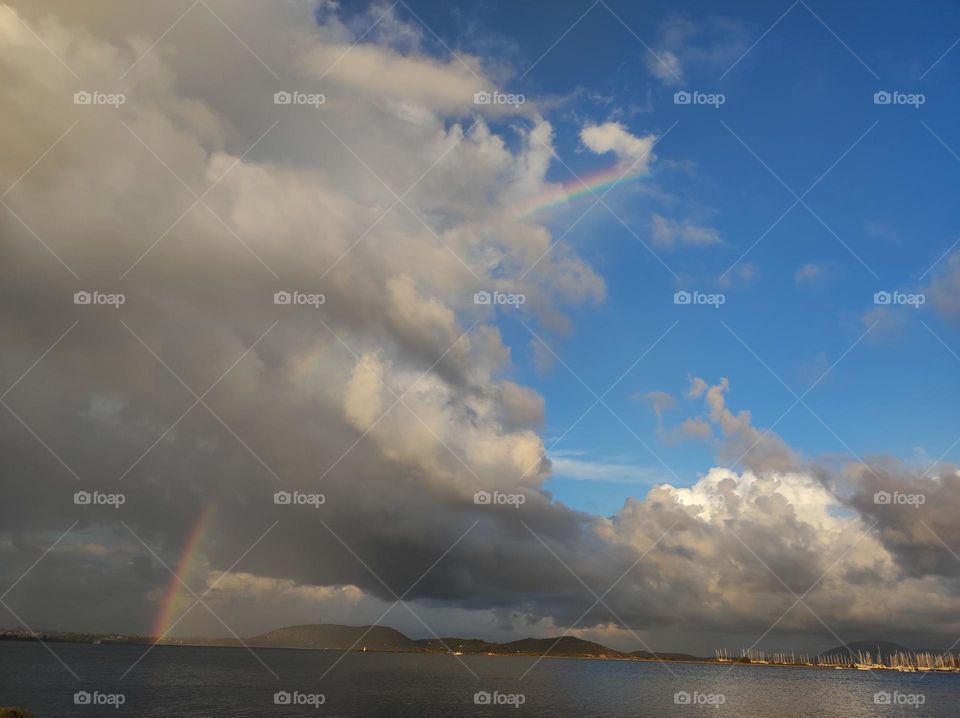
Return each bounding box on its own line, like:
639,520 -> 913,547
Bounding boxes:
151,506 -> 214,642
515,162 -> 651,218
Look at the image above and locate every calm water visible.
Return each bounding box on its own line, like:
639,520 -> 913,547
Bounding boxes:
2,640 -> 957,716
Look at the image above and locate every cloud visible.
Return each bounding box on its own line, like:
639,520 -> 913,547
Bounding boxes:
3,0 -> 960,656
645,15 -> 750,85
636,390 -> 676,419
0,0 -> 599,635
795,262 -> 826,285
580,121 -> 657,171
717,263 -> 758,288
548,451 -> 661,485
660,378 -> 800,473
650,213 -> 722,249
925,250 -> 960,321
647,50 -> 683,83
680,417 -> 713,440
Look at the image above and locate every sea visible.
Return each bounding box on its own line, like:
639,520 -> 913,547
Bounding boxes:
1,640 -> 957,716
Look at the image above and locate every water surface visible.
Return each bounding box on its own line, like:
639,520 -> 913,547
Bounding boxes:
1,641 -> 954,716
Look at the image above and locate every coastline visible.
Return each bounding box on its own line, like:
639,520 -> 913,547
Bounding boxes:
4,636 -> 960,674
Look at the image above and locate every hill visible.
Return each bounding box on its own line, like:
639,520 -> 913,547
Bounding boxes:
631,650 -> 702,662
243,624 -> 417,651
498,636 -> 623,658
228,624 -> 626,657
415,638 -> 499,653
179,623 -> 695,660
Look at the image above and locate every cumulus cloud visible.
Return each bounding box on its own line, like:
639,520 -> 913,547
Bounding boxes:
580,121 -> 657,172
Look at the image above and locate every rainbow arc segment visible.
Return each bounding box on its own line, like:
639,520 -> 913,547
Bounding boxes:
514,162 -> 650,217
151,506 -> 214,642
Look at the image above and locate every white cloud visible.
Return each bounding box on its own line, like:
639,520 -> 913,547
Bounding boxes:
580,121 -> 657,171
650,213 -> 722,248
646,49 -> 683,84
549,451 -> 662,484
795,262 -> 825,284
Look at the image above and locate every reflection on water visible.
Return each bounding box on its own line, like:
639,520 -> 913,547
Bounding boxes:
0,641 -> 955,717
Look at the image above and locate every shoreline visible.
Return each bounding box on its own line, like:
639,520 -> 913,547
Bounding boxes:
4,637 -> 960,674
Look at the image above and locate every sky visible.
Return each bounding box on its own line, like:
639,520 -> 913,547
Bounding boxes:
3,0 -> 960,661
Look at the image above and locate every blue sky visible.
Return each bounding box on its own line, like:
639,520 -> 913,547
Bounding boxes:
371,0 -> 960,515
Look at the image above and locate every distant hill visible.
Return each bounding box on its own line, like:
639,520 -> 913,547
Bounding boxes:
631,650 -> 702,662
227,624 -> 628,658
415,638 -> 499,653
498,636 -> 623,658
243,624 -> 417,651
